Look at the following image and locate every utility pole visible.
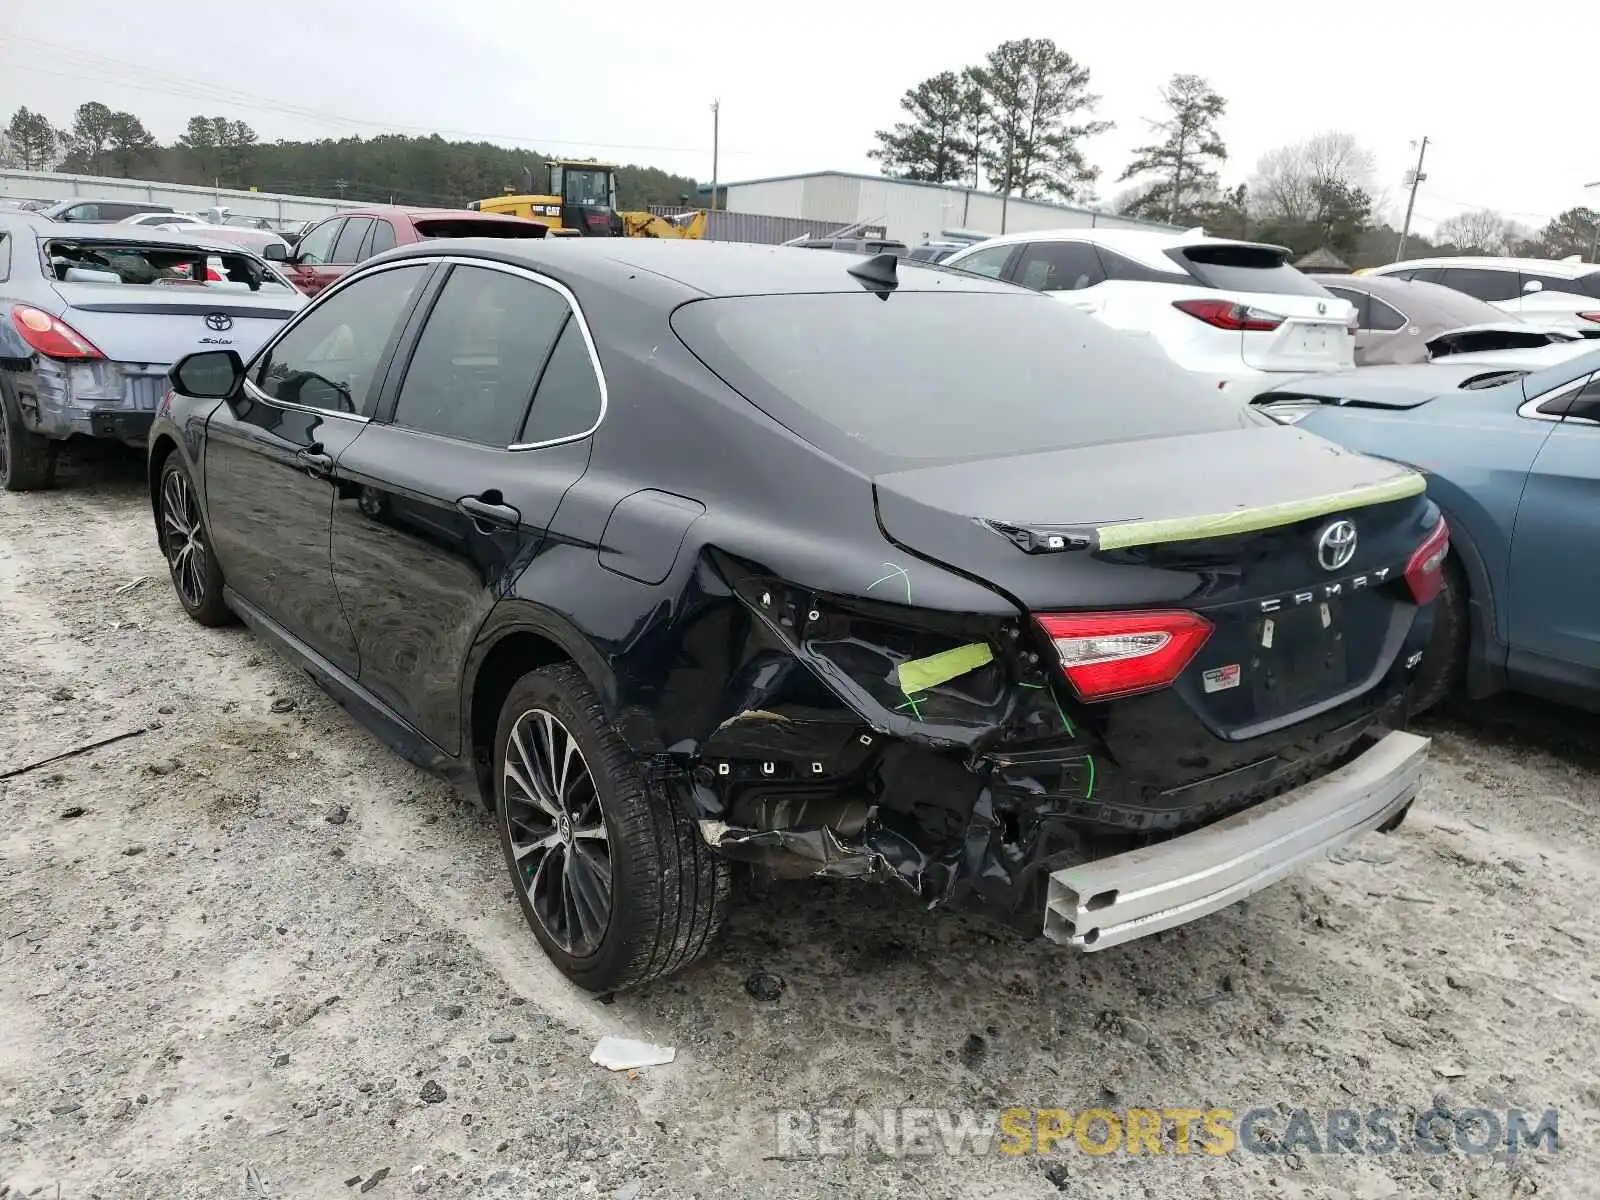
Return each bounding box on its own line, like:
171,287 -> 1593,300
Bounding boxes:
709,99 -> 720,212
1584,182 -> 1600,262
1395,136 -> 1429,263
999,126 -> 1015,234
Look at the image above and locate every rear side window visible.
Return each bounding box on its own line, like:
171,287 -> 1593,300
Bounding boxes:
1439,268 -> 1519,303
0,232 -> 10,282
1403,267 -> 1443,284
368,221 -> 396,257
1323,286 -> 1370,327
1098,248 -> 1190,284
672,291 -> 1245,469
1014,241 -> 1106,292
391,264 -> 570,446
1367,296 -> 1407,331
518,319 -> 604,444
1172,244 -> 1329,296
255,263 -> 427,415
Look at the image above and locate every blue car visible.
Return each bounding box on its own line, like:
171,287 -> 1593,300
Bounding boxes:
1253,343 -> 1600,714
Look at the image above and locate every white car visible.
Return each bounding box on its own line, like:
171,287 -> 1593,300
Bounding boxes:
1359,257 -> 1600,335
942,227 -> 1356,395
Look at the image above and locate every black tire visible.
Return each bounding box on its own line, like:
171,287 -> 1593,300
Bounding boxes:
0,378 -> 58,492
1407,555 -> 1468,717
157,456 -> 232,627
494,663 -> 729,992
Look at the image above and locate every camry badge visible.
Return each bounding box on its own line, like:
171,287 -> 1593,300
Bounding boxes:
1316,519 -> 1358,572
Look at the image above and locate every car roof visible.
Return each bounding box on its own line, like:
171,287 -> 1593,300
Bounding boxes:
1379,255 -> 1599,277
1311,273 -> 1503,319
376,237 -> 1030,300
947,225 -> 1294,273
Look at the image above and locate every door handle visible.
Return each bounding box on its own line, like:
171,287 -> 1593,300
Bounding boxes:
456,494 -> 521,530
297,444 -> 334,478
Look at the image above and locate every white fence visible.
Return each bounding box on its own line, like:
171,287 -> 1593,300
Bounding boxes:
0,169 -> 355,222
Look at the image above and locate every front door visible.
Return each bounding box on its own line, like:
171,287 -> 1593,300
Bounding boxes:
285,217 -> 344,297
331,260 -> 602,752
204,260 -> 434,675
1507,381 -> 1600,675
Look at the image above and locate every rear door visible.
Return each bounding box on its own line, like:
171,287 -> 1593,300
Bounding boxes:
330,259 -> 600,752
1506,374 -> 1600,676
1171,243 -> 1355,373
1437,266 -> 1522,315
203,261 -> 433,676
1008,240 -> 1108,314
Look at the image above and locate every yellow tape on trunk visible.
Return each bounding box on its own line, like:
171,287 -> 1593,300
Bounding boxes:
1094,472 -> 1425,551
895,642 -> 994,695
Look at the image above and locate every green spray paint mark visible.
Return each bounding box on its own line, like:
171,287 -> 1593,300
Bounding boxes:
895,695 -> 925,721
1084,755 -> 1096,800
1019,681 -> 1074,735
895,642 -> 993,694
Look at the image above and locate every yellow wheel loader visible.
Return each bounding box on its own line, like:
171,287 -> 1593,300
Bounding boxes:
470,160 -> 706,239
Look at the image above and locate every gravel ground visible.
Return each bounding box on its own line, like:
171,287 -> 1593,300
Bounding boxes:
2,449 -> 1595,1199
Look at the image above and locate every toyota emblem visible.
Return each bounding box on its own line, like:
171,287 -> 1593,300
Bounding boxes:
204,312 -> 233,332
1316,519 -> 1358,572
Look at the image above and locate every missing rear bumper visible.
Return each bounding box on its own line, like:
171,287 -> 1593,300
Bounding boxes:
1043,729 -> 1429,950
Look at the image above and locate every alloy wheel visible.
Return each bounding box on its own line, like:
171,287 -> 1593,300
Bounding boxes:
502,708 -> 614,956
160,468 -> 208,609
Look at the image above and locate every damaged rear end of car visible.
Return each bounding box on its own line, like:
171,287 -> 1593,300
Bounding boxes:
655,282 -> 1441,951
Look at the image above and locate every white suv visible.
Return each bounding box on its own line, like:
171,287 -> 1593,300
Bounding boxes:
1360,256 -> 1600,335
942,228 -> 1356,395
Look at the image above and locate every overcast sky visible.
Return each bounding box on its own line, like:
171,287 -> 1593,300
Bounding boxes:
3,0 -> 1591,234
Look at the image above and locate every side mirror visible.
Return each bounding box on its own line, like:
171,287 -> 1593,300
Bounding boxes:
170,349 -> 245,400
1524,279 -> 1543,294
262,242 -> 288,262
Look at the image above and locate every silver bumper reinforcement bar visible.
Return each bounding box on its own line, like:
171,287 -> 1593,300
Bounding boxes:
1043,729 -> 1430,950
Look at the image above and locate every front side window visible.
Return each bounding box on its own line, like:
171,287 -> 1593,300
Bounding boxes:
1015,241 -> 1106,292
367,221 -> 397,257
331,218 -> 372,264
948,244 -> 1013,279
254,263 -> 427,415
294,219 -> 342,266
391,265 -> 571,446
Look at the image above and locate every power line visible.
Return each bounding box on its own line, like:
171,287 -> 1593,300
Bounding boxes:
1,35 -> 823,161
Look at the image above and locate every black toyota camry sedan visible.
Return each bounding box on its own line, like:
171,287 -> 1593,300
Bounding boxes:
149,239 -> 1444,992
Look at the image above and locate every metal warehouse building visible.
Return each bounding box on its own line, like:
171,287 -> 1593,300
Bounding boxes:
702,170 -> 1175,245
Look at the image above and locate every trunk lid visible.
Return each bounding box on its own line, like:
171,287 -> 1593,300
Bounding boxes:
1167,241 -> 1356,372
52,281 -> 302,364
873,425 -> 1433,738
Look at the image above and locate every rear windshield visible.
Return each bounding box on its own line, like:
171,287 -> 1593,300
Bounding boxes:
41,238 -> 296,294
671,290 -> 1249,469
413,218 -> 546,240
1174,244 -> 1330,297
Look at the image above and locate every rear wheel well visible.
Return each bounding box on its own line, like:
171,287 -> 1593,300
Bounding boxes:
469,631 -> 573,807
147,435 -> 179,519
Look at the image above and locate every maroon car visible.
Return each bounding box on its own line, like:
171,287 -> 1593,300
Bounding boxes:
281,206 -> 547,296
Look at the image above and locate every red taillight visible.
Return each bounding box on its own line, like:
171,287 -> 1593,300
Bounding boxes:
1035,610 -> 1214,702
1578,312 -> 1600,324
1404,519 -> 1450,605
9,304 -> 103,360
206,265 -> 224,281
1173,298 -> 1285,332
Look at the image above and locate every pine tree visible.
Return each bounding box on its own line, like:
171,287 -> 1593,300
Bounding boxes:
1117,75 -> 1227,225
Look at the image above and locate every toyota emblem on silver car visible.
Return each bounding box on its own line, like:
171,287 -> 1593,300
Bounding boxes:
204,312 -> 233,332
1316,520 -> 1358,571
